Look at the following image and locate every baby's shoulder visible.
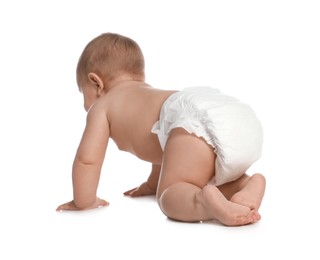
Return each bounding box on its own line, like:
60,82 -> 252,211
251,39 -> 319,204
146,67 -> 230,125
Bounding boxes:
86,96 -> 109,119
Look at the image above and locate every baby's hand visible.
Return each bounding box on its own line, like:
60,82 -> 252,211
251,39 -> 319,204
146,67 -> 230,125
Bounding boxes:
56,197 -> 109,211
123,182 -> 156,197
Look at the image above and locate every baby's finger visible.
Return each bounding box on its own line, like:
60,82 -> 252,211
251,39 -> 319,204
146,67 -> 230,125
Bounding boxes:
56,201 -> 79,211
123,187 -> 138,196
127,188 -> 146,197
97,199 -> 109,207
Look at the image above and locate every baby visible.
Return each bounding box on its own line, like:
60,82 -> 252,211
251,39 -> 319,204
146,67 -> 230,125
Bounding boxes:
57,32 -> 266,226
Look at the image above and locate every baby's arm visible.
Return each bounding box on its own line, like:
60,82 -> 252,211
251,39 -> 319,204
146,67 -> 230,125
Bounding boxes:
124,164 -> 161,197
57,103 -> 110,211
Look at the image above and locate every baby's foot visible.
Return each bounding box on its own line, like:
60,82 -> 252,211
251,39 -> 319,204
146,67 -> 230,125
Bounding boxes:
201,184 -> 259,226
230,173 -> 266,211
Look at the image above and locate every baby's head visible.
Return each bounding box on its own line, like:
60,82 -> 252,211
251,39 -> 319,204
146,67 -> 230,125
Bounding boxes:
76,33 -> 145,89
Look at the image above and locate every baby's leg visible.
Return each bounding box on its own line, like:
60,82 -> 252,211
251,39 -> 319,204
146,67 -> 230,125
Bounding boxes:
157,128 -> 259,226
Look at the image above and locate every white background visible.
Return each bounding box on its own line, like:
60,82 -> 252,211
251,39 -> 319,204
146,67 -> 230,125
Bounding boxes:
0,0 -> 319,259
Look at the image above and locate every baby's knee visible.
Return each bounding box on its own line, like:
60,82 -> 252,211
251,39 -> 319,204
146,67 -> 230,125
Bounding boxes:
156,187 -> 174,217
156,188 -> 166,209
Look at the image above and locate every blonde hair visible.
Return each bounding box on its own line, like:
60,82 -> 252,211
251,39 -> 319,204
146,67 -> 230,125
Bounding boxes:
76,33 -> 145,86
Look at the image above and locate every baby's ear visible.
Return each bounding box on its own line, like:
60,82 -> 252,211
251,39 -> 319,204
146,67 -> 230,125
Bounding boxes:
88,72 -> 101,87
88,73 -> 105,94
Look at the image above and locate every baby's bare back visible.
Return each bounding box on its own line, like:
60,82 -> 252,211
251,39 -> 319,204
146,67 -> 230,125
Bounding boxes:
101,83 -> 176,164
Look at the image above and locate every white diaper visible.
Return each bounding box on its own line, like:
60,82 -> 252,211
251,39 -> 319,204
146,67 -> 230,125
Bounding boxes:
151,87 -> 263,186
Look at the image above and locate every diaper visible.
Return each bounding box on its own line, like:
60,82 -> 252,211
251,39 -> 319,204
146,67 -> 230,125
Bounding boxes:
151,87 -> 263,186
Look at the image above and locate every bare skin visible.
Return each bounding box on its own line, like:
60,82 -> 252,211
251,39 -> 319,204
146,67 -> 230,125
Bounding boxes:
57,74 -> 266,226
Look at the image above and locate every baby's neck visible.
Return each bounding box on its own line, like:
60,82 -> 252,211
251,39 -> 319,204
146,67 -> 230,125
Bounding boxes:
107,75 -> 146,91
